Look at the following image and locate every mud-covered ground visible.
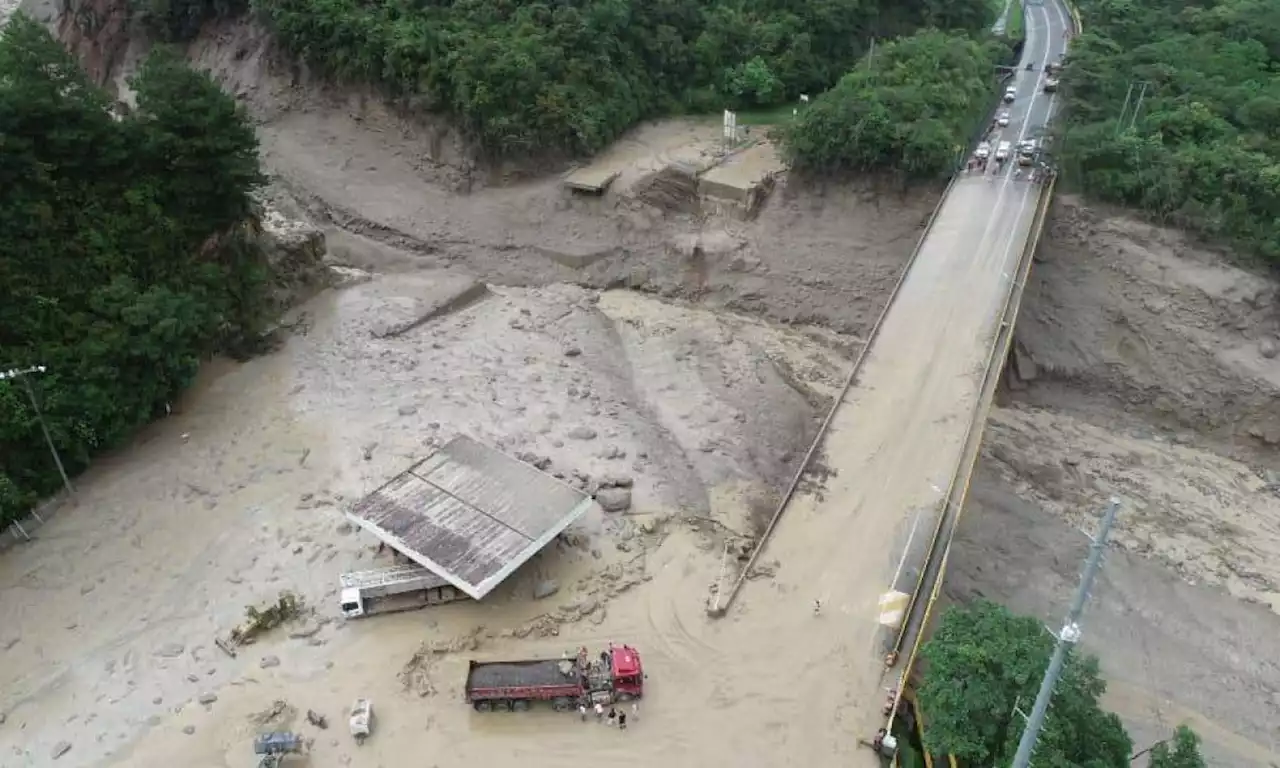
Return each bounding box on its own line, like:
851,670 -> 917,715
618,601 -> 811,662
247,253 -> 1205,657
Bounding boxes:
952,197 -> 1280,767
4,7 -> 1280,766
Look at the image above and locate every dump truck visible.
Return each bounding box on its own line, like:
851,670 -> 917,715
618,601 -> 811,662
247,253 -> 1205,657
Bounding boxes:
339,564 -> 468,619
465,644 -> 645,712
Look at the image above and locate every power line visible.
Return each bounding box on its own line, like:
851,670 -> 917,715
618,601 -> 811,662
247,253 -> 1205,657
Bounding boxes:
1010,497 -> 1123,768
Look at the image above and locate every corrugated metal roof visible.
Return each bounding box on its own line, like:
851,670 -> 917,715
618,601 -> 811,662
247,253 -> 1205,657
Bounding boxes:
345,436 -> 593,600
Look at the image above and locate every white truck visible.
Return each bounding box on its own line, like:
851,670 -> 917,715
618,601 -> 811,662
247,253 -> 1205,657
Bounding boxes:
339,564 -> 468,619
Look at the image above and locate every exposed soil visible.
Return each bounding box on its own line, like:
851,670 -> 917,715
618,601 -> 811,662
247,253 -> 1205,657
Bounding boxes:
3,9 -> 1280,768
951,196 -> 1280,767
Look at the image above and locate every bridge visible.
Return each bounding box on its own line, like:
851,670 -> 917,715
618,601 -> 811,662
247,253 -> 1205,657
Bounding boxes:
702,0 -> 1078,761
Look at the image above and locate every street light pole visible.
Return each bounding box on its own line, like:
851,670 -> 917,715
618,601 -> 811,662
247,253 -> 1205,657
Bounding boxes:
1,365 -> 74,497
1010,497 -> 1122,768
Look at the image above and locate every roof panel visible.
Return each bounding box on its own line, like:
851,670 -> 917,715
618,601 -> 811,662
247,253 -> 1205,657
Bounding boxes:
346,436 -> 593,600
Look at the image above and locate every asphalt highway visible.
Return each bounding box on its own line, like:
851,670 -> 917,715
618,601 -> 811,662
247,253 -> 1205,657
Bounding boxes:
672,2 -> 1078,764
882,0 -> 1074,661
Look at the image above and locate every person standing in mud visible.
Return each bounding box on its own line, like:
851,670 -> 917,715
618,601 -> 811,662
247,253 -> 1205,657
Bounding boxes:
618,712 -> 628,730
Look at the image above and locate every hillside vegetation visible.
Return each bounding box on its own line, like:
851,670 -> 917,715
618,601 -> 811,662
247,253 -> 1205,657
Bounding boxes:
0,17 -> 268,526
783,29 -> 1007,178
1060,0 -> 1280,260
240,0 -> 994,156
918,601 -> 1206,768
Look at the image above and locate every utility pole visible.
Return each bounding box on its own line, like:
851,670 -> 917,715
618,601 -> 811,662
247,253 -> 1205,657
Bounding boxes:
1127,82 -> 1149,132
1115,83 -> 1135,137
1010,497 -> 1122,768
1,365 -> 74,497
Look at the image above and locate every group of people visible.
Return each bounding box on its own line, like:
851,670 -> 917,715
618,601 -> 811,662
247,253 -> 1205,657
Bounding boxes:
578,700 -> 639,729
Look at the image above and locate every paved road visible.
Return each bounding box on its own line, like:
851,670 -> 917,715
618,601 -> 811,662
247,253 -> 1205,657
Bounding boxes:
677,2 -> 1077,765
883,0 -> 1073,660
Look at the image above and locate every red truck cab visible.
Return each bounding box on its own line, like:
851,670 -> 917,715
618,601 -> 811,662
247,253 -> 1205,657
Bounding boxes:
610,644 -> 644,699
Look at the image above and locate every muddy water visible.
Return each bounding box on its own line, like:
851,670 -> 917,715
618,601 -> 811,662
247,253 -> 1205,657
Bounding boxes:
0,282 -> 873,768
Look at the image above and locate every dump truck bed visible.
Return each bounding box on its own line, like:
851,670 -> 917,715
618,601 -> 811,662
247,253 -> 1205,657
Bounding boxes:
466,658 -> 580,694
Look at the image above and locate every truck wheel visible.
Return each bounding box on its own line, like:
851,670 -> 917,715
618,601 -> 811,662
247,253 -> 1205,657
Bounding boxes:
473,700 -> 493,713
512,700 -> 531,712
552,697 -> 572,712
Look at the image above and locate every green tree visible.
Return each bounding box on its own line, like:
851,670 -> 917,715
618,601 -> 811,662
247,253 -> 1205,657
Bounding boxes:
782,29 -> 1000,178
917,600 -> 1132,768
249,0 -> 998,156
1148,726 -> 1207,768
0,16 -> 269,526
1059,0 -> 1280,260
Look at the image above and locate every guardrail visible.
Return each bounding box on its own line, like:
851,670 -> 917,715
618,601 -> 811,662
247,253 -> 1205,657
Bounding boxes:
882,172 -> 1058,739
1065,0 -> 1082,34
706,171 -> 964,617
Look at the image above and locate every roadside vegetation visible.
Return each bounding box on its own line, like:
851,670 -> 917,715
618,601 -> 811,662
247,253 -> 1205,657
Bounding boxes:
1059,0 -> 1280,260
0,17 -> 270,527
782,30 -> 1007,178
240,0 -> 994,156
1004,0 -> 1025,41
918,601 -> 1207,767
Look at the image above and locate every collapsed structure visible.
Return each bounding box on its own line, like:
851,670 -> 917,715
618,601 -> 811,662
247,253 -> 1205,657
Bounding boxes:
345,435 -> 594,601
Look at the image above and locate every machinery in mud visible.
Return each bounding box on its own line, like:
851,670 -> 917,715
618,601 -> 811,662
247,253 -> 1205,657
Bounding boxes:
464,644 -> 644,712
253,732 -> 304,767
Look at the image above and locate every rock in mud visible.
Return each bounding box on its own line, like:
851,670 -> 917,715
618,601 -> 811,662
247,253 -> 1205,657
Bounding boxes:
1261,338 -> 1278,359
533,580 -> 560,600
599,444 -> 626,460
51,741 -> 72,759
260,655 -> 281,669
599,473 -> 634,488
596,487 -> 633,512
1,635 -> 18,651
182,725 -> 196,735
155,642 -> 185,658
197,692 -> 218,705
563,345 -> 582,357
516,451 -> 553,470
567,425 -> 598,440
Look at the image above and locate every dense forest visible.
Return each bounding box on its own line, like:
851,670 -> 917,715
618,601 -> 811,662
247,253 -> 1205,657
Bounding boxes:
917,601 -> 1206,768
0,16 -> 268,527
783,30 -> 1009,177
1059,0 -> 1280,260
238,0 -> 995,155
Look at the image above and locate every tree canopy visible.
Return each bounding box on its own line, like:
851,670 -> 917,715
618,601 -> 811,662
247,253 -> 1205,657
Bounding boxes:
248,0 -> 995,156
917,600 -> 1132,768
1059,0 -> 1280,260
1148,726 -> 1208,768
0,16 -> 269,526
782,29 -> 1004,178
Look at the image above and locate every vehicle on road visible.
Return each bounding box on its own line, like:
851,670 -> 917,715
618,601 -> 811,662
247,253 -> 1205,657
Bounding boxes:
976,141 -> 992,160
339,564 -> 468,618
1003,85 -> 1017,103
1017,139 -> 1037,166
1043,77 -> 1059,93
996,110 -> 1011,127
465,644 -> 645,712
995,141 -> 1012,162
